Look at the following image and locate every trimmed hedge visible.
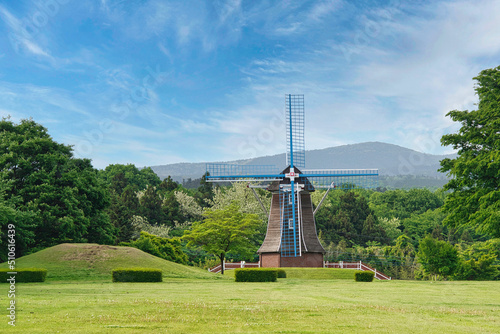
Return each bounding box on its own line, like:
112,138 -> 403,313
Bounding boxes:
112,268 -> 162,282
235,268 -> 278,282
0,268 -> 47,283
355,271 -> 375,282
277,269 -> 287,278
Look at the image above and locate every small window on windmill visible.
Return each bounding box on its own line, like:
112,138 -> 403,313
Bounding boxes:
288,218 -> 294,229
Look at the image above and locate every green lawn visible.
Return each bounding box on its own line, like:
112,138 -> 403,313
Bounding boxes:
2,245 -> 499,333
2,279 -> 499,333
0,243 -> 219,281
225,267 -> 358,280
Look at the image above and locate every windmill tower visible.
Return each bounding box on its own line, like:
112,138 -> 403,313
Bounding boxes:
206,94 -> 378,267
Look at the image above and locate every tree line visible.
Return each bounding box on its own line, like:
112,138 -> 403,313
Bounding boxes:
0,117 -> 497,280
1,66 -> 500,280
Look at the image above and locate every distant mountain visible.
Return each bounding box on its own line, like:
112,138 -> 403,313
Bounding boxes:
149,142 -> 456,188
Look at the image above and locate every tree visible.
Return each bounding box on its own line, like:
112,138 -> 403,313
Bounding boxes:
362,213 -> 387,244
110,172 -> 129,195
158,176 -> 179,193
123,232 -> 188,264
0,118 -> 115,251
175,190 -> 203,222
195,172 -> 215,207
99,164 -> 161,191
207,182 -> 269,253
369,189 -> 443,220
209,182 -> 269,217
316,191 -> 386,246
139,186 -> 165,225
417,236 -> 459,280
440,66 -> 500,238
108,185 -> 139,243
334,210 -> 356,243
182,202 -> 260,274
387,235 -> 417,279
0,178 -> 35,261
402,209 -> 447,245
162,192 -> 184,225
454,239 -> 499,280
378,217 -> 403,242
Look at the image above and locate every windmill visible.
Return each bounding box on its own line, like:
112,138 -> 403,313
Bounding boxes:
206,94 -> 378,267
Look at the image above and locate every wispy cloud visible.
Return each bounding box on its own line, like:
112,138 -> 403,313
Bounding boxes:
222,0 -> 500,158
242,0 -> 343,37
344,0 -> 500,153
0,81 -> 93,123
0,4 -> 53,59
21,38 -> 51,57
2,0 -> 500,169
307,0 -> 342,21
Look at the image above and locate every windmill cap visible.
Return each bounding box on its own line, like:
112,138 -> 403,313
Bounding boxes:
267,165 -> 315,192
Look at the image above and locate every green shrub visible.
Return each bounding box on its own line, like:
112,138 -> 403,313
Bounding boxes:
120,232 -> 188,265
112,268 -> 162,282
355,271 -> 374,282
277,269 -> 287,278
234,268 -> 278,282
0,268 -> 47,282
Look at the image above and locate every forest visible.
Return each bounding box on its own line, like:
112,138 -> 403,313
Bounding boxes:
1,66 -> 500,281
0,118 -> 498,281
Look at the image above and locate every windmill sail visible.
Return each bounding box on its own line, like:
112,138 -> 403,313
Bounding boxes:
282,94 -> 305,257
286,94 -> 305,168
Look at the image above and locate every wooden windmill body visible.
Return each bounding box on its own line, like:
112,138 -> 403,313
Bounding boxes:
258,167 -> 325,267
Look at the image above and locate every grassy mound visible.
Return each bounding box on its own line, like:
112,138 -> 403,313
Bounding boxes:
0,243 -> 219,281
225,267 -> 357,280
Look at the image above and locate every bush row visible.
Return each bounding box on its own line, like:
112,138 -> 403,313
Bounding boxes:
235,268 -> 280,282
112,268 -> 162,282
0,268 -> 47,282
355,271 -> 375,282
277,269 -> 287,278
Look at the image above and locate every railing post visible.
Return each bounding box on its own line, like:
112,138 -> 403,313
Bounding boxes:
359,261 -> 362,270
375,268 -> 377,278
340,261 -> 343,269
241,261 -> 245,268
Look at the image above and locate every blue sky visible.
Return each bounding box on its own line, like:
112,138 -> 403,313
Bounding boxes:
1,0 -> 500,169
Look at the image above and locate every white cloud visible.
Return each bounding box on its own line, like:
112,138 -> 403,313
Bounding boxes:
66,132 -> 187,169
20,38 -> 52,58
0,5 -> 53,59
342,0 -> 500,154
307,0 -> 342,21
0,81 -> 95,127
2,0 -> 500,169
213,0 -> 500,159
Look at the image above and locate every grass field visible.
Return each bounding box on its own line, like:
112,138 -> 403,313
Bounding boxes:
2,245 -> 499,333
0,243 -> 218,281
225,267 -> 359,280
2,279 -> 499,333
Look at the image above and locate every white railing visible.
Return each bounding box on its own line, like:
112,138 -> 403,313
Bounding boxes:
324,261 -> 391,280
208,261 -> 260,274
208,260 -> 391,280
